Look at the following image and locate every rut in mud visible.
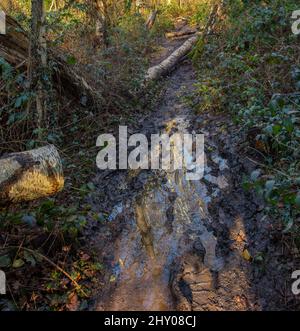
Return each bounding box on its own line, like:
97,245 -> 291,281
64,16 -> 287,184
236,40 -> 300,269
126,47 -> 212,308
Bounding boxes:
86,48 -> 290,311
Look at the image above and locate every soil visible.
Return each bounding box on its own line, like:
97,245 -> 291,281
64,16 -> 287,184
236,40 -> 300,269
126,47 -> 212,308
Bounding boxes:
84,35 -> 299,311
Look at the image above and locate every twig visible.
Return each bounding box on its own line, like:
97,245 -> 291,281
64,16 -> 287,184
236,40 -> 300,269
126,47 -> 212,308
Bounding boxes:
245,155 -> 292,179
0,246 -> 88,298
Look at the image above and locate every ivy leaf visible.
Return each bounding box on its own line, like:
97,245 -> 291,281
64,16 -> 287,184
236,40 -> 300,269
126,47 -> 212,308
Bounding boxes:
265,180 -> 275,198
251,169 -> 261,181
14,94 -> 28,108
295,191 -> 300,208
0,255 -> 11,268
66,55 -> 76,65
272,124 -> 281,135
87,182 -> 95,191
24,251 -> 36,267
21,215 -> 37,227
12,259 -> 25,268
283,218 -> 294,233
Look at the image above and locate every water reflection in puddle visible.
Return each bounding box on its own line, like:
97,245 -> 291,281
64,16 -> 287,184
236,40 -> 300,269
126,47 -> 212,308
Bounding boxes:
97,106 -> 226,310
100,162 -> 224,310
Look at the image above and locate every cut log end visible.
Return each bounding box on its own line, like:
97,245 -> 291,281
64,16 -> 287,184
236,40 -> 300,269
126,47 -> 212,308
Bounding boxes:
0,145 -> 64,205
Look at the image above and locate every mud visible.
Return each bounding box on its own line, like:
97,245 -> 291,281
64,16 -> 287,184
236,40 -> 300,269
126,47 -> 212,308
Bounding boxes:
86,46 -> 298,311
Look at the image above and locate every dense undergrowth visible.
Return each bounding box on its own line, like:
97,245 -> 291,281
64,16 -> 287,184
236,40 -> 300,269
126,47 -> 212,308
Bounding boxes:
191,0 -> 300,244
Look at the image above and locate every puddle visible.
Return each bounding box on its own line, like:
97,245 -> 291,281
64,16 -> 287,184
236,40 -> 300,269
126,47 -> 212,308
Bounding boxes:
89,56 -> 288,312
98,166 -> 223,310
94,68 -> 227,310
107,202 -> 124,222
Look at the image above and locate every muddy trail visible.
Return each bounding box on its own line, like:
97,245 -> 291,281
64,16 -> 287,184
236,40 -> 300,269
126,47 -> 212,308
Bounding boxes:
86,37 -> 293,311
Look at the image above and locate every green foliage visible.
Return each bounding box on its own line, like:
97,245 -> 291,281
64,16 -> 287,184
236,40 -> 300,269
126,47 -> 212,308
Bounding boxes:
0,198 -> 89,239
192,0 -> 300,234
0,58 -> 31,126
159,0 -> 210,23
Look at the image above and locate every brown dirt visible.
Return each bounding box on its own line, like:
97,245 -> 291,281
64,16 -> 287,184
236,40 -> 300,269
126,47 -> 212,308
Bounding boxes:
84,34 -> 300,311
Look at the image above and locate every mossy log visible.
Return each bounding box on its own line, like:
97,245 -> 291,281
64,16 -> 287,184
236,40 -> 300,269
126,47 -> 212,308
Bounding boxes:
0,145 -> 64,205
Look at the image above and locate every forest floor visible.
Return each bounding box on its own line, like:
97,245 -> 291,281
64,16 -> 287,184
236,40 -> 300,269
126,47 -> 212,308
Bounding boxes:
1,14 -> 299,311
84,31 -> 298,311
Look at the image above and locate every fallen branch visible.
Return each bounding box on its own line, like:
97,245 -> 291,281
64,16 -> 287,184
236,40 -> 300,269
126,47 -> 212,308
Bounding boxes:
145,2 -> 224,82
0,246 -> 88,297
145,35 -> 198,81
0,15 -> 100,105
0,145 -> 64,205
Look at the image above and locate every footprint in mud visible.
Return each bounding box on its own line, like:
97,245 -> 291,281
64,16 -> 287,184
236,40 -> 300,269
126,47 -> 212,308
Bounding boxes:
170,253 -> 216,311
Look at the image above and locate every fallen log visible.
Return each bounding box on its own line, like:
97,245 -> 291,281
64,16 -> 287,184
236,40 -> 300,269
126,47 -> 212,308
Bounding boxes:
0,15 -> 28,66
174,17 -> 188,30
165,27 -> 198,39
53,53 -> 101,105
145,35 -> 198,81
145,2 -> 223,82
0,145 -> 64,205
0,15 -> 100,105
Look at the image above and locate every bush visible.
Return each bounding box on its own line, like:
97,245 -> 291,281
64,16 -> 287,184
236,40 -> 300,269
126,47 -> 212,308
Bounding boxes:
191,0 -> 300,234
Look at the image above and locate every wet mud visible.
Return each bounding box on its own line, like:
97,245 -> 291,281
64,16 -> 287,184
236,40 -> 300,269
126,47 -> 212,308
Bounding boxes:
87,56 -> 297,311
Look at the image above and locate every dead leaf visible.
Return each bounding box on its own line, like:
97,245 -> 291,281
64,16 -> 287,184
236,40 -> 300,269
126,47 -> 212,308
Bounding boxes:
255,140 -> 267,152
119,258 -> 124,268
242,249 -> 252,261
62,246 -> 71,252
30,292 -> 39,302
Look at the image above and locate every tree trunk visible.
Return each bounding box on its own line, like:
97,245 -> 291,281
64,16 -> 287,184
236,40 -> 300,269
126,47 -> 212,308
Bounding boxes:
145,9 -> 158,30
29,0 -> 47,131
0,145 -> 64,205
93,0 -> 109,48
0,15 -> 100,106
